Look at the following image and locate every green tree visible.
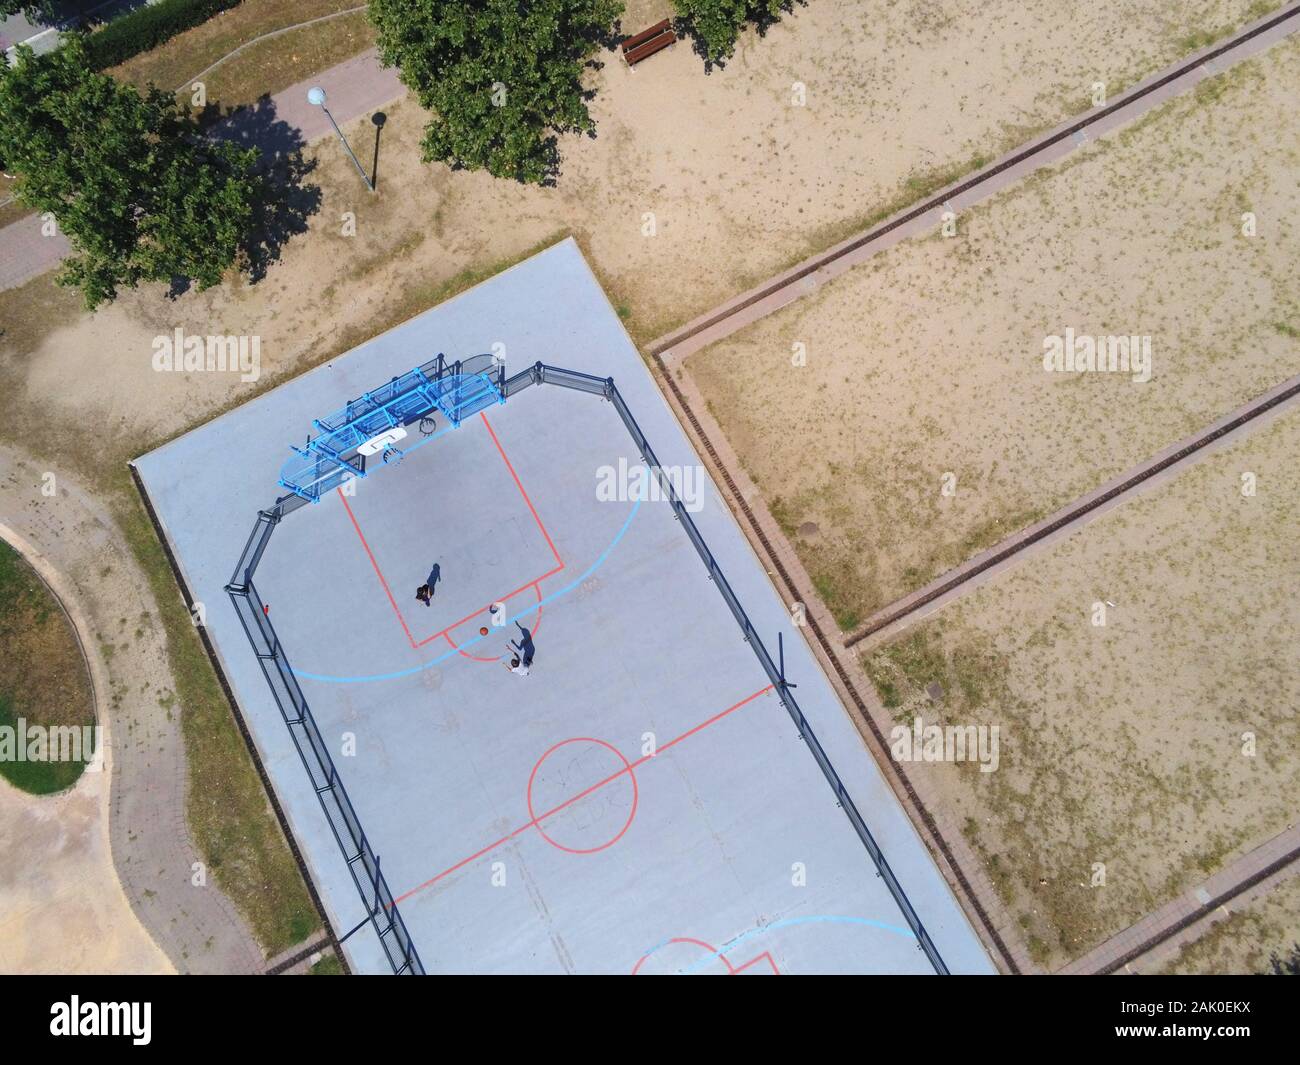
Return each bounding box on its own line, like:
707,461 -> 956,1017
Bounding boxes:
0,1 -> 58,20
368,0 -> 622,185
673,0 -> 788,63
0,39 -> 261,309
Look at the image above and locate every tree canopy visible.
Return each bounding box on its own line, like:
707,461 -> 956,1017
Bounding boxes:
367,0 -> 622,185
0,39 -> 262,308
673,0 -> 788,63
0,0 -> 58,20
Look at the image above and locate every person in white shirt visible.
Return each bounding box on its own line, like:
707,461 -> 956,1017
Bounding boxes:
505,656 -> 530,677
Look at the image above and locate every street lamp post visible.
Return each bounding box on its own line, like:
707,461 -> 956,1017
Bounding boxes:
307,86 -> 375,192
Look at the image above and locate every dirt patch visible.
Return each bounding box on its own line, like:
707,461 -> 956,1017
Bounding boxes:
0,760 -> 173,973
1158,872 -> 1300,974
688,34 -> 1300,624
863,406 -> 1300,969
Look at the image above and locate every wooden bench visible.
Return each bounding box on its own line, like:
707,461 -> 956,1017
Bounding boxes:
622,19 -> 676,67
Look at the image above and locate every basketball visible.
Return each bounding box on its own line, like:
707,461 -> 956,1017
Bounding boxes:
479,626 -> 489,636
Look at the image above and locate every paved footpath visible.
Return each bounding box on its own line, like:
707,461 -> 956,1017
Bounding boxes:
0,444 -> 266,972
1059,823 -> 1300,974
0,47 -> 404,293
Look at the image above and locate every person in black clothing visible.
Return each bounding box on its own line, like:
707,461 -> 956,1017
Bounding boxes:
415,562 -> 441,607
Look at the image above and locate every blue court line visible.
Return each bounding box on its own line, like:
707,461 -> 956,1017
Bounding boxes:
290,494 -> 642,684
642,914 -> 918,975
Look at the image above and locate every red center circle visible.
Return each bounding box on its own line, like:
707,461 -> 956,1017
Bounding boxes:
526,737 -> 638,854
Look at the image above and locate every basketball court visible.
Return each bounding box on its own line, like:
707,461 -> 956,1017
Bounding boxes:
133,239 -> 995,974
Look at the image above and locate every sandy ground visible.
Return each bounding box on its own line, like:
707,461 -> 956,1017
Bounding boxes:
0,452 -> 270,971
0,0 -> 1281,481
0,526 -> 170,974
687,32 -> 1300,626
862,405 -> 1299,969
1158,871 -> 1300,974
0,766 -> 173,973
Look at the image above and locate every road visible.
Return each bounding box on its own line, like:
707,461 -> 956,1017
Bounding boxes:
2,0 -> 153,58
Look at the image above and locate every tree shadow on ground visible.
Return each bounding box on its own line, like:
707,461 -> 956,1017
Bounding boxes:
167,94 -> 321,296
674,0 -> 808,74
220,94 -> 322,284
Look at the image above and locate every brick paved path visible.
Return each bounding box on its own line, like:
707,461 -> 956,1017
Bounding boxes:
1059,823 -> 1300,974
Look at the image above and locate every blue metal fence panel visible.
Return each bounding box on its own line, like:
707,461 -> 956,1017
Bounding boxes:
278,356 -> 504,503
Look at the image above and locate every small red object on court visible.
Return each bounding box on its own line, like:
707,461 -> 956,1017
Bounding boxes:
479,626 -> 489,636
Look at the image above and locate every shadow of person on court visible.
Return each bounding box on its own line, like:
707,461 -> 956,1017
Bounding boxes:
512,622 -> 535,666
427,562 -> 441,595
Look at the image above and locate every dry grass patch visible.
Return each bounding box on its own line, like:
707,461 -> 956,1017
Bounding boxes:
864,407 -> 1300,969
108,0 -> 368,96
1158,873 -> 1300,974
187,11 -> 373,112
688,35 -> 1300,623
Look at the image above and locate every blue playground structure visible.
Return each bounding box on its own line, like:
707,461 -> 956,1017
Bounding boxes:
279,353 -> 504,503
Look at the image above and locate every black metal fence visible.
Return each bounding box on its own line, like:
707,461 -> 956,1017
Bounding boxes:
224,359 -> 947,975
512,363 -> 951,974
226,508 -> 424,975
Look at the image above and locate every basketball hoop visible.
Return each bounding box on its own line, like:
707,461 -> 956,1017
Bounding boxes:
357,426 -> 407,456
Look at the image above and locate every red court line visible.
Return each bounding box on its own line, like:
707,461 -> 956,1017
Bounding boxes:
416,563 -> 562,648
340,491 -> 418,647
444,585 -> 546,662
631,937 -> 781,975
393,684 -> 775,905
481,412 -> 564,569
340,412 -> 566,651
732,951 -> 781,975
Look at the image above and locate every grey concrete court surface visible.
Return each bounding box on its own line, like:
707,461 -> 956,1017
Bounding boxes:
134,239 -> 994,974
